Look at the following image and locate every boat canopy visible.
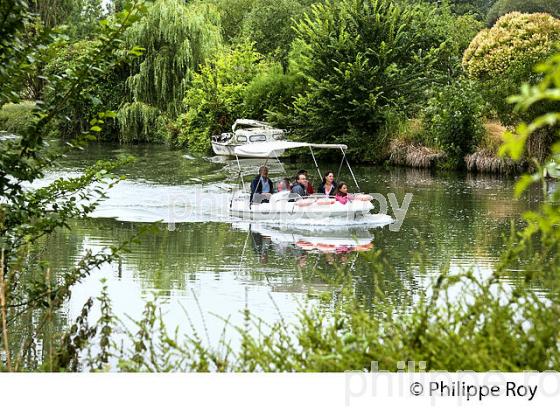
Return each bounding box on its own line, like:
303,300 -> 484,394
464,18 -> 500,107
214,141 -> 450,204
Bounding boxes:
232,119 -> 272,132
233,141 -> 348,157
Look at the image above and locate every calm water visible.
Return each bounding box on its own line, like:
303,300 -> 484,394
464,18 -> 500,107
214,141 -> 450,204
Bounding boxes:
36,143 -> 543,346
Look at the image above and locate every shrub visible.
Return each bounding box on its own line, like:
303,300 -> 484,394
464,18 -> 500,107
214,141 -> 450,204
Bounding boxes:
486,0 -> 560,26
463,12 -> 560,126
422,79 -> 486,165
0,101 -> 36,135
463,12 -> 560,80
287,0 -> 472,160
43,40 -> 126,140
242,64 -> 301,121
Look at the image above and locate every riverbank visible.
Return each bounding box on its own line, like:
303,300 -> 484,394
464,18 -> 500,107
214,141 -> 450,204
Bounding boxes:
387,120 -> 528,174
0,101 -> 529,175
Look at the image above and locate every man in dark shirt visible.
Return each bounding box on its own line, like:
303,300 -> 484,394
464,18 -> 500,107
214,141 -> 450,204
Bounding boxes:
291,172 -> 308,197
297,169 -> 315,194
250,166 -> 273,203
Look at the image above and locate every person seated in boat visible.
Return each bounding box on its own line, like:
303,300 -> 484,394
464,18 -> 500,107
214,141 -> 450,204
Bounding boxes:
318,170 -> 336,197
334,182 -> 353,205
250,166 -> 274,203
291,172 -> 309,198
276,178 -> 291,192
297,169 -> 314,195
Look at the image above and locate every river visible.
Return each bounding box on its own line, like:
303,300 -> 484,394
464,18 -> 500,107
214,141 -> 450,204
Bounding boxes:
33,142 -> 544,353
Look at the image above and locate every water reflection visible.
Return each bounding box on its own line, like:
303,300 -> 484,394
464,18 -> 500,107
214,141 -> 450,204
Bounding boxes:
235,223 -> 375,259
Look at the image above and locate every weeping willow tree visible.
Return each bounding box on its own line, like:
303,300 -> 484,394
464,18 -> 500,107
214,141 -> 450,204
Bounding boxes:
118,0 -> 222,142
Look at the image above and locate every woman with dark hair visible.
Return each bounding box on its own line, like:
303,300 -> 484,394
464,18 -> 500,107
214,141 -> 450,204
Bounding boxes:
334,181 -> 352,205
318,170 -> 336,196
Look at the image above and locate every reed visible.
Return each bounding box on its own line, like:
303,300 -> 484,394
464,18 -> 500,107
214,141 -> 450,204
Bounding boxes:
388,138 -> 445,168
464,148 -> 525,174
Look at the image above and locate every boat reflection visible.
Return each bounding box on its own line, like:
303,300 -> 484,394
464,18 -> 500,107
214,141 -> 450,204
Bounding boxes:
233,223 -> 375,264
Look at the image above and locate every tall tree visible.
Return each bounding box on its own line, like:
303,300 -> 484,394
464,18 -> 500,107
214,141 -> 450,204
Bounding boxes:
117,0 -> 222,142
288,0 -> 466,159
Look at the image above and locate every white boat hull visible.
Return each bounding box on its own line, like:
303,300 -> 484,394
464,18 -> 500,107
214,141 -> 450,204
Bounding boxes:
230,197 -> 380,222
212,142 -> 284,158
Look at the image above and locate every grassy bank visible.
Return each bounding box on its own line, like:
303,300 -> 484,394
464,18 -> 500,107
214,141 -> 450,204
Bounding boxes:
387,119 -> 528,174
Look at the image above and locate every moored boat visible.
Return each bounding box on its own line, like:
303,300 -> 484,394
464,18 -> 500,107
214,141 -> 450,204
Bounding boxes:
211,119 -> 287,158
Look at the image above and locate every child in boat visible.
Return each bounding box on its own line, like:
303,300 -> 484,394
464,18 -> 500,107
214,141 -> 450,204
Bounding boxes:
334,182 -> 352,204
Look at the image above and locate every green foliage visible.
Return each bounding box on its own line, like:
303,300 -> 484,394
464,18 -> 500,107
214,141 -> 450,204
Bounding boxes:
117,0 -> 222,143
464,12 -> 560,81
243,64 -> 301,122
118,101 -> 169,143
287,0 -> 468,159
72,263 -> 560,372
29,0 -> 83,29
497,52 -> 560,284
0,101 -> 36,135
43,39 -> 128,140
29,0 -> 106,38
464,12 -> 560,126
207,0 -> 255,44
422,79 -> 486,164
174,43 -> 297,153
0,0 -> 146,371
423,1 -> 496,19
486,0 -> 560,26
240,0 -> 306,67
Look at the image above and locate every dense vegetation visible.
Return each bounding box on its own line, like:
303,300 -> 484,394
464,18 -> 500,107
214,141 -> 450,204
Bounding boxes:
1,0 -> 559,170
1,0 -> 559,372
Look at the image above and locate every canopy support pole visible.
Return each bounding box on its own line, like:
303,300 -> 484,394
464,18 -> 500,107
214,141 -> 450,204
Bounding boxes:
272,149 -> 286,176
340,147 -> 360,191
337,155 -> 345,183
309,146 -> 322,181
235,153 -> 246,192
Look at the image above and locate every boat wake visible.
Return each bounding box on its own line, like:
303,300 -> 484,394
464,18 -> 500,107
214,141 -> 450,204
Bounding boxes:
29,170 -> 395,228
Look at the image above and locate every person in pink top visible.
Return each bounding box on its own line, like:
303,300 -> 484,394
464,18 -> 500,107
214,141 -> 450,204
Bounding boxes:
334,182 -> 352,204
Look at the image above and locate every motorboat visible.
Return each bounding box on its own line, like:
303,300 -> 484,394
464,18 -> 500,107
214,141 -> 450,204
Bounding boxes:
211,119 -> 287,158
228,141 -> 394,225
